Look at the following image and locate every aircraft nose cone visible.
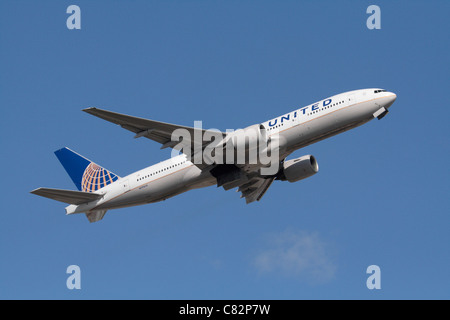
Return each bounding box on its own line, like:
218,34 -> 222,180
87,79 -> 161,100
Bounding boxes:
385,92 -> 397,108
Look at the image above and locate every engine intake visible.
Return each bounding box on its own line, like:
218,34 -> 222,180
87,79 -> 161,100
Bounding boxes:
277,155 -> 319,182
214,124 -> 271,164
226,124 -> 268,151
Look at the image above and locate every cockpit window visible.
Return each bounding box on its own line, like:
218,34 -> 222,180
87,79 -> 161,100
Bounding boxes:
374,89 -> 387,93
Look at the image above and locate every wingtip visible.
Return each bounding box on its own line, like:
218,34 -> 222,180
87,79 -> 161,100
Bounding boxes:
30,187 -> 42,194
82,107 -> 96,113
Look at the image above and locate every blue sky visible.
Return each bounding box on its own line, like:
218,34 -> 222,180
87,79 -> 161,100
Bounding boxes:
0,0 -> 449,299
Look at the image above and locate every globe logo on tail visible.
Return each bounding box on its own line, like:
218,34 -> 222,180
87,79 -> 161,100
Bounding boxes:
81,163 -> 118,192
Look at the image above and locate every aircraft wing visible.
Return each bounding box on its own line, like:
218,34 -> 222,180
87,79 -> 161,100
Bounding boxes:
216,167 -> 276,204
236,176 -> 275,204
83,107 -> 226,169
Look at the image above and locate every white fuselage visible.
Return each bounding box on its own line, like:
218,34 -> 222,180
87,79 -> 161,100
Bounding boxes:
66,88 -> 396,215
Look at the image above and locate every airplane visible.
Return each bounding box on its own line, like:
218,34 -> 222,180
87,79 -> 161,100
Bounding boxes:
31,88 -> 396,222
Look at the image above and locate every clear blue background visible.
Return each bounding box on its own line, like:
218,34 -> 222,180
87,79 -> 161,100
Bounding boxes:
1,0 -> 448,299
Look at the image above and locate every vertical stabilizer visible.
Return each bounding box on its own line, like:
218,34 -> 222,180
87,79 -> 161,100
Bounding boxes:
54,147 -> 120,192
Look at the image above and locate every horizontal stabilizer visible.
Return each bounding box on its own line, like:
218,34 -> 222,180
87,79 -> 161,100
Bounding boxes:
30,187 -> 102,205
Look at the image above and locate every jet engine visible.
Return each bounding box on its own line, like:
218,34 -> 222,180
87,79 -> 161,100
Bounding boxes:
215,124 -> 271,164
226,124 -> 269,152
277,155 -> 319,182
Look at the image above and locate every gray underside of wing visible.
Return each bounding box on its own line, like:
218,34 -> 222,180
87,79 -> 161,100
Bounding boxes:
231,176 -> 275,204
83,107 -> 194,143
223,177 -> 275,203
83,107 -> 226,169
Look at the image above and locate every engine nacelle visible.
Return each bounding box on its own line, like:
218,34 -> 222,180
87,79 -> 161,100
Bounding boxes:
277,155 -> 319,183
226,124 -> 269,151
214,124 -> 271,165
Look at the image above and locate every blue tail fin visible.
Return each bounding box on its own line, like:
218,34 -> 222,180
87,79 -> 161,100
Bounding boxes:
54,147 -> 120,192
